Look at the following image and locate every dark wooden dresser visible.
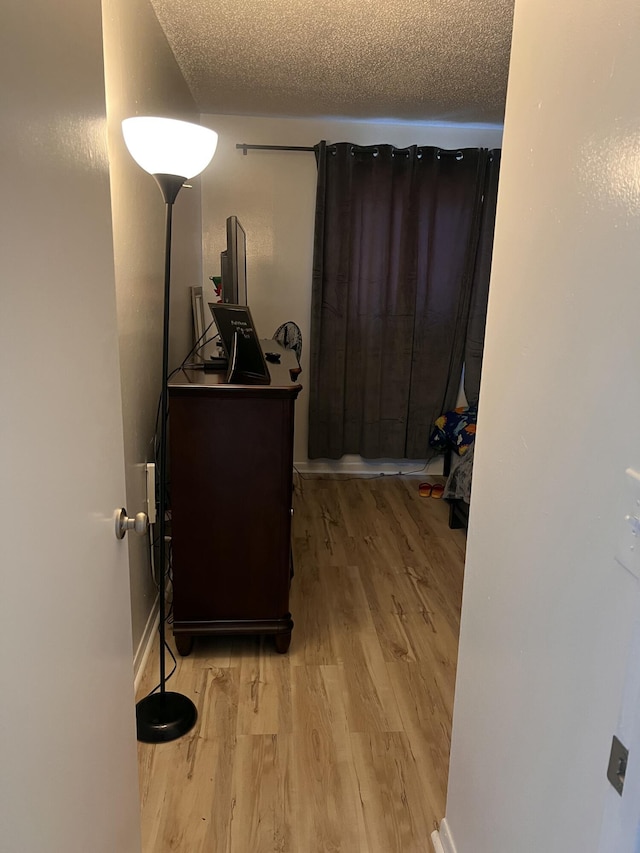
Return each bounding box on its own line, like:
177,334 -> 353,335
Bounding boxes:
167,344 -> 302,655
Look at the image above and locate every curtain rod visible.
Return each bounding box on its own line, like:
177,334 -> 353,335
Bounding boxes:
235,143 -> 496,158
236,143 -> 316,155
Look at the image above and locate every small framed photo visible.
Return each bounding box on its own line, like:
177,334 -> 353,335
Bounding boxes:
208,303 -> 270,385
190,286 -> 206,361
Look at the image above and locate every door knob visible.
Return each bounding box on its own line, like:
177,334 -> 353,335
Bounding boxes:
115,508 -> 149,539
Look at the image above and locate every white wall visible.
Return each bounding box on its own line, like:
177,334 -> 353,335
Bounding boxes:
441,1 -> 640,851
199,115 -> 503,467
102,0 -> 204,656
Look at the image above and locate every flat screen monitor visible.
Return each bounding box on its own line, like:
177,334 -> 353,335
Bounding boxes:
220,216 -> 247,305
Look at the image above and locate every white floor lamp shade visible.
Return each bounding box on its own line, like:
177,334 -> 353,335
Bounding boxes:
122,116 -> 218,179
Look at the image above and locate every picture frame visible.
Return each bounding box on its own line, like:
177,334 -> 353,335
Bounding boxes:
208,303 -> 270,385
191,285 -> 206,362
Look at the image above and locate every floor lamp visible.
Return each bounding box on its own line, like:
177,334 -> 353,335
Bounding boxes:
122,116 -> 218,743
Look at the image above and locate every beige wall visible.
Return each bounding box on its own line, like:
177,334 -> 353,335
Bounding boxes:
102,0 -> 204,655
199,114 -> 503,469
441,0 -> 640,850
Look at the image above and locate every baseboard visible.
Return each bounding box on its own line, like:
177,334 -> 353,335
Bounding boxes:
133,595 -> 159,693
294,454 -> 444,477
431,830 -> 446,853
431,818 -> 457,853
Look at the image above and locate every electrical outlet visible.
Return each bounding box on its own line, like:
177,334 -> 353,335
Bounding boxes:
607,735 -> 628,796
145,463 -> 157,525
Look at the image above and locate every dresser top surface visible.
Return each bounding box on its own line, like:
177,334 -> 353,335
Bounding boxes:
169,340 -> 302,395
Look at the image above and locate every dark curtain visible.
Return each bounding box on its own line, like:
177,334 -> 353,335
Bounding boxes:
309,142 -> 499,460
464,149 -> 501,406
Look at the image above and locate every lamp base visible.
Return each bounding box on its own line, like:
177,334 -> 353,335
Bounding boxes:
136,691 -> 198,743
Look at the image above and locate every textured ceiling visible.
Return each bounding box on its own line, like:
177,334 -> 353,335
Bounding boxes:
149,0 -> 514,124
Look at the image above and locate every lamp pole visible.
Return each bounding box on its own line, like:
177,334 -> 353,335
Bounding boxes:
136,173 -> 198,743
121,118 -> 218,743
155,177 -> 179,697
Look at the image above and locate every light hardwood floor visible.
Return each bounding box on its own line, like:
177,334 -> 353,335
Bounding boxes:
136,475 -> 466,852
